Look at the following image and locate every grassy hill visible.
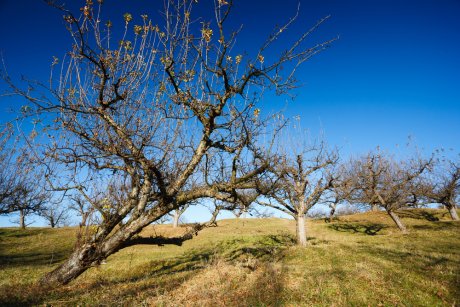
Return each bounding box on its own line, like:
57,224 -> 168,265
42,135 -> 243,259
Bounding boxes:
0,209 -> 459,306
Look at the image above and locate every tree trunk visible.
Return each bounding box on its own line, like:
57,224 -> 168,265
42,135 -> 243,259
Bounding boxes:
40,213 -> 153,287
234,211 -> 242,219
330,206 -> 336,218
172,209 -> 180,228
387,210 -> 408,233
295,215 -> 307,247
39,243 -> 102,286
447,204 -> 459,221
329,203 -> 336,220
19,209 -> 25,229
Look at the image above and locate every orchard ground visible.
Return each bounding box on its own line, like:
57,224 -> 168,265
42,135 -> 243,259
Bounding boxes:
0,208 -> 459,306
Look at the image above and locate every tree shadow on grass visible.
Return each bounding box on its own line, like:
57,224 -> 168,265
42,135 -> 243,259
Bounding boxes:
0,250 -> 70,267
0,232 -> 297,306
1,233 -> 295,306
306,237 -> 330,245
329,222 -> 387,236
0,228 -> 73,268
138,233 -> 294,280
411,222 -> 458,231
397,210 -> 440,221
0,245 -> 216,306
118,232 -> 294,285
336,243 -> 460,304
220,233 -> 296,262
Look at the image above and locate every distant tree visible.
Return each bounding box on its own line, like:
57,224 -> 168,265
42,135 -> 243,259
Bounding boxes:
420,157 -> 459,221
11,181 -> 49,229
172,203 -> 190,228
40,202 -> 70,228
0,128 -> 50,228
4,0 -> 333,286
0,125 -> 19,213
346,150 -> 431,233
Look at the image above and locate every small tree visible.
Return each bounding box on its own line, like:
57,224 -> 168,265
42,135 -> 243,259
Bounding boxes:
11,182 -> 49,229
40,202 -> 70,228
259,141 -> 338,246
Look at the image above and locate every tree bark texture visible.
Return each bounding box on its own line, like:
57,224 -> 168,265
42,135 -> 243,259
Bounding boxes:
40,214 -> 153,286
387,210 -> 408,233
172,210 -> 180,228
296,215 -> 307,247
19,209 -> 25,229
39,243 -> 102,286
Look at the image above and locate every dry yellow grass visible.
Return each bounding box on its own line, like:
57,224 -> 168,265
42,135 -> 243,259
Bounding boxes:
0,208 -> 459,306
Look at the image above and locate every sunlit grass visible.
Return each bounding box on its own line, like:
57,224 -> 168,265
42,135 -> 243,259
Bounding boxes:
0,208 -> 458,306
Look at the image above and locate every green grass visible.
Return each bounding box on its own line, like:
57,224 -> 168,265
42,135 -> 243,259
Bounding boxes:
0,208 -> 459,306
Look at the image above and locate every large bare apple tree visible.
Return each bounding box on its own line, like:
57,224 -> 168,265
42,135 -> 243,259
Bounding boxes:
4,0 -> 333,286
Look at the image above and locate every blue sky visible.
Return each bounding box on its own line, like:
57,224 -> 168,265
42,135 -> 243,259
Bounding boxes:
0,0 -> 459,225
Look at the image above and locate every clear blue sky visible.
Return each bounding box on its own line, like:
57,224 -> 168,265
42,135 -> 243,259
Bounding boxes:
0,0 -> 459,225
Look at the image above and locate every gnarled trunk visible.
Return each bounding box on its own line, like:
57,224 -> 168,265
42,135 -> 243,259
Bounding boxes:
40,214 -> 153,287
40,243 -> 104,286
387,210 -> 408,233
39,206 -> 209,287
295,215 -> 307,247
447,204 -> 459,221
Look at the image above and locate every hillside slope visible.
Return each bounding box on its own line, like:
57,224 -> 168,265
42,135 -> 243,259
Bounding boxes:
0,209 -> 459,306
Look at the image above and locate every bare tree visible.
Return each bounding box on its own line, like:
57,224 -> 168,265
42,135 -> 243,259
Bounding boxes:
259,141 -> 338,246
11,181 -> 49,229
0,125 -> 20,213
0,129 -> 50,228
346,150 -> 431,233
420,157 -> 459,221
3,0 -> 333,286
40,202 -> 70,228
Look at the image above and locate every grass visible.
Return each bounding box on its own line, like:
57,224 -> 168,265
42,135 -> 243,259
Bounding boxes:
0,208 -> 459,306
